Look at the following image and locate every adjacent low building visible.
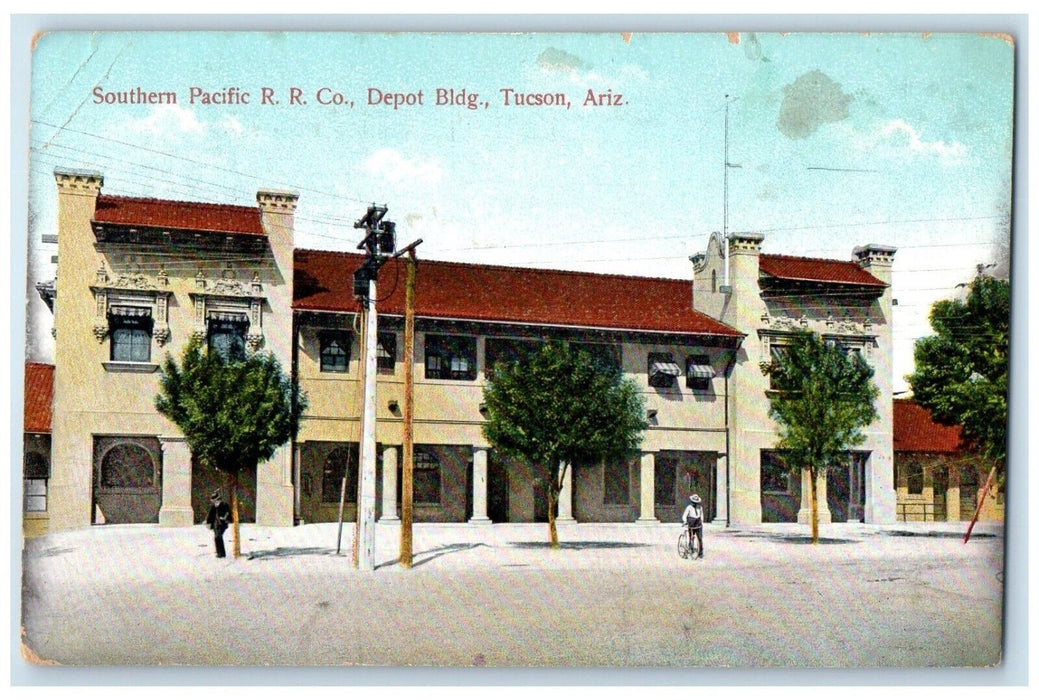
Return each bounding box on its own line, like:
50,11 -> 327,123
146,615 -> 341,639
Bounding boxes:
28,168 -> 903,535
893,398 -> 1002,522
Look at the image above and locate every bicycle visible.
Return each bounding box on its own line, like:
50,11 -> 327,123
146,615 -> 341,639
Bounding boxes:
677,525 -> 702,560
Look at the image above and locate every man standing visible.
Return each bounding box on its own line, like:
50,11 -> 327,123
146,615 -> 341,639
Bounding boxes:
681,494 -> 704,559
206,491 -> 231,558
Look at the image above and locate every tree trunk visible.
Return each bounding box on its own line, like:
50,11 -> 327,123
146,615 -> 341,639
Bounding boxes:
548,486 -> 559,549
547,460 -> 562,548
809,467 -> 819,545
230,470 -> 241,558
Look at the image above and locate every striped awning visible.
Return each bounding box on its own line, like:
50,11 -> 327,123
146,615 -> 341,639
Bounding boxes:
208,311 -> 249,323
108,305 -> 151,318
650,361 -> 682,377
687,364 -> 715,379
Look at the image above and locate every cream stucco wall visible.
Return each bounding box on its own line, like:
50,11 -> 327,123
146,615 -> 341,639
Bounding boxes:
46,170 -> 297,532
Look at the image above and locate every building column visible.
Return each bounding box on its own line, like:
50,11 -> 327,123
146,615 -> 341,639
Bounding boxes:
556,461 -> 575,522
946,465 -> 961,522
797,468 -> 832,525
714,453 -> 728,525
380,445 -> 399,521
158,436 -> 194,527
637,451 -> 658,523
469,446 -> 491,523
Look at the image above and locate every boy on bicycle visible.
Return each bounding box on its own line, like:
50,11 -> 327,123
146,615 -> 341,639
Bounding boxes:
681,494 -> 704,559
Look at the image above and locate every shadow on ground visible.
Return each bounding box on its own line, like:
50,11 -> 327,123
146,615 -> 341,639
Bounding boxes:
884,530 -> 995,539
508,541 -> 650,550
246,546 -> 337,560
377,542 -> 488,570
726,533 -> 859,545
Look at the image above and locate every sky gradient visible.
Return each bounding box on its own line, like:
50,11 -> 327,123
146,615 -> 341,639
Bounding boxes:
25,31 -> 1015,392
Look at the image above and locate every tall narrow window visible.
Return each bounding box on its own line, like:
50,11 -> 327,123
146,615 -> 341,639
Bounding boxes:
377,332 -> 397,373
24,451 -> 49,513
109,306 -> 153,362
208,313 -> 249,361
413,449 -> 442,504
686,354 -> 714,391
603,460 -> 631,505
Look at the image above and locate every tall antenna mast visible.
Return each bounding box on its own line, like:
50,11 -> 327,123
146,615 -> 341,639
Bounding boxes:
723,94 -> 741,291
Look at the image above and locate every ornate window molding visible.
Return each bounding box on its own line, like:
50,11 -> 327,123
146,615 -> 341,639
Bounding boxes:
189,265 -> 266,353
89,262 -> 172,366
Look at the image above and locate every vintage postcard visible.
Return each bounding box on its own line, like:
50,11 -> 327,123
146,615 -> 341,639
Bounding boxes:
18,29 -> 1013,671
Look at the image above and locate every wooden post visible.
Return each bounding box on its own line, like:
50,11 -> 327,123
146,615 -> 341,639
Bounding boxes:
963,465 -> 998,544
400,251 -> 417,567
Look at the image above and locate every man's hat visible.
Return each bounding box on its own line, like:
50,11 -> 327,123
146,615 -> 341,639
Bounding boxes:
690,494 -> 701,504
210,491 -> 221,500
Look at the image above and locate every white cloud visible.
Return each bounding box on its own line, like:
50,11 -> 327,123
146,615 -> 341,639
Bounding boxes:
363,148 -> 444,185
126,104 -> 205,135
877,119 -> 967,159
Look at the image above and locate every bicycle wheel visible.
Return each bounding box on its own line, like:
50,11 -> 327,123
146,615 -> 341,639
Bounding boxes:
690,530 -> 701,559
677,530 -> 690,559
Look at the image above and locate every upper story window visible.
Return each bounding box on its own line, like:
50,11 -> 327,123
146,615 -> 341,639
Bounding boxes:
108,306 -> 153,362
572,342 -> 622,375
425,334 -> 477,381
485,337 -> 542,376
208,312 -> 249,361
648,352 -> 681,388
767,344 -> 792,391
377,332 -> 397,373
319,331 -> 352,373
686,354 -> 714,391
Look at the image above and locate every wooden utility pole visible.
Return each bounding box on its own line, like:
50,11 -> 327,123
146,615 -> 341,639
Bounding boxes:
394,240 -> 422,568
963,465 -> 998,544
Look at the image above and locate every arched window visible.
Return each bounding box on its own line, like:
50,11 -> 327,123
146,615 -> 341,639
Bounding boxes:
711,269 -> 717,293
100,442 -> 156,489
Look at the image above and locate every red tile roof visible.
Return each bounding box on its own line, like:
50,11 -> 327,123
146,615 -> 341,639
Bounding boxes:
24,363 -> 54,434
759,254 -> 886,287
93,195 -> 265,236
294,250 -> 744,338
893,399 -> 963,453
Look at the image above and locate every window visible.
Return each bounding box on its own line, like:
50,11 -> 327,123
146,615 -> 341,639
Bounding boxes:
377,332 -> 397,373
572,342 -> 622,375
414,449 -> 442,504
768,344 -> 793,391
322,445 -> 358,504
485,338 -> 542,376
425,334 -> 477,380
109,306 -> 152,362
761,450 -> 792,494
100,442 -> 157,489
648,352 -> 681,388
904,461 -> 924,495
208,313 -> 249,361
686,354 -> 714,391
319,331 -> 351,373
603,460 -> 630,505
24,451 -> 48,513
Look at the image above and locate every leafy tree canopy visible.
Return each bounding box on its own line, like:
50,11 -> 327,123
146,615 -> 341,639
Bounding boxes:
907,275 -> 1009,463
155,338 -> 306,476
482,340 -> 647,471
763,330 -> 879,474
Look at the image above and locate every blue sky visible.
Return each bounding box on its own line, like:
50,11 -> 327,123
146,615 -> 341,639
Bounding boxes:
25,31 -> 1015,392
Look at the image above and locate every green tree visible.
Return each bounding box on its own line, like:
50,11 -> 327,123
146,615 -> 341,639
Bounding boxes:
907,275 -> 1009,465
156,338 -> 306,558
482,340 -> 647,548
762,330 -> 879,544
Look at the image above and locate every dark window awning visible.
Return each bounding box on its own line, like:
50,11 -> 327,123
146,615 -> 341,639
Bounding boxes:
208,311 -> 249,324
650,361 -> 682,377
109,305 -> 151,318
687,364 -> 715,379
